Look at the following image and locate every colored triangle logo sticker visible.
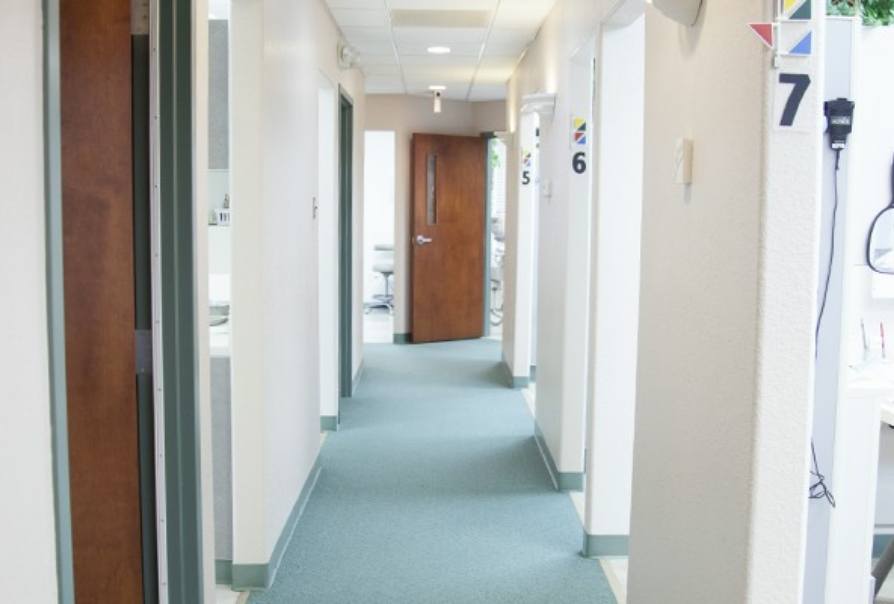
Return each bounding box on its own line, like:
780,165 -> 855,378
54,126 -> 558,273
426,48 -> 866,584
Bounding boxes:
748,23 -> 774,49
791,0 -> 812,20
789,31 -> 812,55
782,0 -> 812,19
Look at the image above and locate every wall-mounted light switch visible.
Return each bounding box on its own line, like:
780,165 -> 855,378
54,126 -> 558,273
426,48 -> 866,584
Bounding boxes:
674,138 -> 693,185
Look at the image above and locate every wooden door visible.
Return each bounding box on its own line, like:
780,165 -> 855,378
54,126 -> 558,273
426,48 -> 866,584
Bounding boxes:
60,0 -> 145,600
410,134 -> 487,343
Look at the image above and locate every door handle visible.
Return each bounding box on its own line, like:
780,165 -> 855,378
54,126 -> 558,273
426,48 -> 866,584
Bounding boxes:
415,235 -> 433,246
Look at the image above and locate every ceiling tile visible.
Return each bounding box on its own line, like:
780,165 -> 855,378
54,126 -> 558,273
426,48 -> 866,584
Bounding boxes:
341,26 -> 392,43
468,84 -> 507,101
326,0 -> 383,9
322,0 -> 558,100
388,0 -> 497,10
493,0 -> 556,29
397,43 -> 482,57
364,76 -> 405,94
330,8 -> 388,28
390,9 -> 492,28
484,28 -> 536,56
362,64 -> 402,77
350,40 -> 396,55
393,26 -> 487,49
357,53 -> 398,66
398,54 -> 480,67
475,55 -> 518,82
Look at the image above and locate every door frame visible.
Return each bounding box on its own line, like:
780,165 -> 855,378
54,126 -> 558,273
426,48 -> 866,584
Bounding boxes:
338,90 -> 354,397
483,133 -> 495,337
318,73 -> 340,428
42,0 -> 75,600
43,0 -> 206,601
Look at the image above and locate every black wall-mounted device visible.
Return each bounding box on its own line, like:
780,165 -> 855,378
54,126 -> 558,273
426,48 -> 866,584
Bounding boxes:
824,98 -> 855,151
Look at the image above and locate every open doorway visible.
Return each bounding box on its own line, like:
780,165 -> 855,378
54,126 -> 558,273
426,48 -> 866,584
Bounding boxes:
486,135 -> 508,340
363,130 -> 396,344
508,107 -> 542,395
47,0 -> 206,600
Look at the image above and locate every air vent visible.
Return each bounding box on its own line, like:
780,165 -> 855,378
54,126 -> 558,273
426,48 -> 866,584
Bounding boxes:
390,10 -> 492,29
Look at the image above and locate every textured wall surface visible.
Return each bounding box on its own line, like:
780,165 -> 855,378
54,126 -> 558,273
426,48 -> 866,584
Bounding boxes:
628,1 -> 822,602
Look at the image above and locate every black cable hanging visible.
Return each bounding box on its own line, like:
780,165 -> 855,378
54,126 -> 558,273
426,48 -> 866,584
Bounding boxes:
809,148 -> 843,509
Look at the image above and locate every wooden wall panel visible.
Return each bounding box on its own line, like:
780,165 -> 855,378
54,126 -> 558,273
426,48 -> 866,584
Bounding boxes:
60,0 -> 144,600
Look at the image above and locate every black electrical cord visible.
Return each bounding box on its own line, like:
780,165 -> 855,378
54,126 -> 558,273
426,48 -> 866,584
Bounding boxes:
808,148 -> 841,509
814,149 -> 842,349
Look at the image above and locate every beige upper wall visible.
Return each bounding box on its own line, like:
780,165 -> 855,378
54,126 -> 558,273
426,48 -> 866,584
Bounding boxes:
365,94 -> 506,335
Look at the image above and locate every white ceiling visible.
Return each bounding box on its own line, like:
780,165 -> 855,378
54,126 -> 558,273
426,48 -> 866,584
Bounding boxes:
325,0 -> 557,101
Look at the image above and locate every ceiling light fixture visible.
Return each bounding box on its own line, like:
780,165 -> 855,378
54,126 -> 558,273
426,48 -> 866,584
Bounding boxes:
428,85 -> 447,92
427,46 -> 451,55
433,91 -> 442,114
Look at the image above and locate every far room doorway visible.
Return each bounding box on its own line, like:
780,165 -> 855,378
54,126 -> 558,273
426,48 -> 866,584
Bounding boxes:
363,130 -> 396,344
485,134 -> 508,340
410,133 -> 488,343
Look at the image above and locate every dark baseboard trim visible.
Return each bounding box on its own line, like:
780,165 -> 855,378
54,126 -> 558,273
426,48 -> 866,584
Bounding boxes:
875,533 -> 894,557
581,532 -> 629,558
320,415 -> 339,432
393,332 -> 411,345
500,358 -> 529,389
232,457 -> 323,591
534,422 -> 583,492
215,559 -> 233,585
351,362 -> 365,395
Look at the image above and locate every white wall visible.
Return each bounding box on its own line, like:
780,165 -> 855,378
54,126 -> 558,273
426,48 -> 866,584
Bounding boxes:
0,3 -> 60,600
230,0 -> 323,564
192,1 -> 217,597
583,13 -> 644,540
363,131 -> 396,304
229,0 -> 365,567
506,110 -> 539,378
317,78 -> 338,420
504,0 -> 605,474
627,1 -> 823,602
365,95 -> 506,337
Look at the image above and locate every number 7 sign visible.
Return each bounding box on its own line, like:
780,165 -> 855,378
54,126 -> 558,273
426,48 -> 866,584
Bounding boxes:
776,72 -> 812,131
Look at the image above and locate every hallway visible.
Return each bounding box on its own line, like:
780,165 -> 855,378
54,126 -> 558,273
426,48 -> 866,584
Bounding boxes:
250,340 -> 615,603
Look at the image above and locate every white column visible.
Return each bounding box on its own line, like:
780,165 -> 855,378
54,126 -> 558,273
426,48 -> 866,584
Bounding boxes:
583,14 -> 645,556
628,1 -> 823,601
508,111 -> 540,382
230,0 -> 322,581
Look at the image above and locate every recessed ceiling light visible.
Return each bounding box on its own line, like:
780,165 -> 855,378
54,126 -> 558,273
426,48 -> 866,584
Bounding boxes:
428,85 -> 447,91
427,46 -> 451,55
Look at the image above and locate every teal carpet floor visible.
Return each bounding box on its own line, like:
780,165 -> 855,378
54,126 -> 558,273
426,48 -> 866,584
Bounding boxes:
249,339 -> 616,604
